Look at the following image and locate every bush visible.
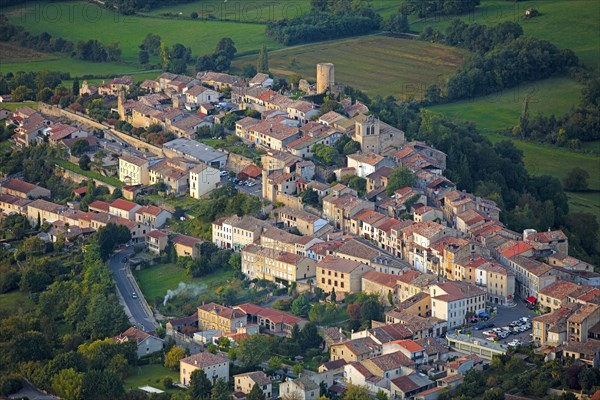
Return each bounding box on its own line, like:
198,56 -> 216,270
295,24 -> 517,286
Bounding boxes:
162,376 -> 173,389
0,376 -> 23,396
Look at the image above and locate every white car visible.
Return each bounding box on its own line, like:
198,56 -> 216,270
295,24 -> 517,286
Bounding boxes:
508,339 -> 523,347
520,317 -> 530,323
220,170 -> 228,177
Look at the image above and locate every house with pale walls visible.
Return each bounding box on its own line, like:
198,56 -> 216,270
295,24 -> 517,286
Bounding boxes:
180,352 -> 229,386
507,255 -> 557,301
262,170 -> 298,202
212,215 -> 270,251
429,281 -> 486,329
347,151 -> 395,178
330,337 -> 382,363
474,260 -> 516,306
241,244 -> 316,284
362,270 -> 399,306
135,205 -> 172,229
322,192 -> 374,232
246,116 -> 301,151
279,377 -> 320,400
286,100 -> 319,124
273,206 -> 328,236
249,73 -> 273,88
233,371 -> 272,398
316,255 -> 372,296
538,280 -> 582,312
119,153 -> 150,186
47,123 -> 89,145
0,194 -> 31,216
184,85 -> 220,106
113,327 -> 164,358
189,162 -> 221,199
146,230 -> 169,255
197,71 -> 247,90
0,178 -> 51,199
172,233 -> 203,259
109,199 -> 141,220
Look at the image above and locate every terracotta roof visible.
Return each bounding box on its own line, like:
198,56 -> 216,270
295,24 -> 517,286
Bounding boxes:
347,151 -> 385,166
147,230 -> 169,239
362,270 -> 399,289
172,233 -> 203,248
563,339 -> 600,355
136,205 -> 166,217
431,281 -> 485,302
114,326 -> 159,344
364,350 -> 414,371
331,337 -> 379,357
321,359 -> 347,370
233,371 -> 271,387
499,241 -> 533,258
509,255 -> 554,277
239,164 -> 262,178
392,339 -> 425,353
120,153 -> 148,167
539,280 -> 580,300
568,303 -> 600,324
528,230 -> 568,243
1,178 -> 41,194
335,238 -> 380,261
110,199 -> 139,212
199,302 -> 245,319
180,352 -> 227,368
318,255 -> 368,274
28,199 -> 62,213
233,303 -> 303,326
367,323 -> 414,343
88,200 -> 110,212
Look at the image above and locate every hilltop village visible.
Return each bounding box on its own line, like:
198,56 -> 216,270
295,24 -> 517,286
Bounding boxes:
1,64 -> 599,400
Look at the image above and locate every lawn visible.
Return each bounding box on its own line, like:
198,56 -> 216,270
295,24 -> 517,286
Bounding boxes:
54,159 -> 122,188
124,364 -> 180,392
5,1 -> 282,69
233,35 -> 468,101
133,262 -> 237,303
0,101 -> 38,112
0,291 -> 35,316
427,77 -> 583,133
409,0 -> 600,69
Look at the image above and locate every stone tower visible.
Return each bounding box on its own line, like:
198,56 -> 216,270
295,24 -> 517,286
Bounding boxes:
355,114 -> 381,153
117,91 -> 126,120
316,63 -> 335,94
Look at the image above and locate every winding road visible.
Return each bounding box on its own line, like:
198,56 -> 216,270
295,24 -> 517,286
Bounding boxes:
109,249 -> 157,332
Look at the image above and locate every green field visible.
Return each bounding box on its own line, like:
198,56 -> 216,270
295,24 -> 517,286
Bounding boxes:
409,0 -> 600,69
4,1 -> 282,74
143,0 -> 399,21
0,101 -> 38,112
234,35 -> 467,101
124,364 -> 180,392
133,262 -> 236,303
483,131 -> 600,220
428,77 -> 584,133
54,159 -> 122,188
0,291 -> 34,316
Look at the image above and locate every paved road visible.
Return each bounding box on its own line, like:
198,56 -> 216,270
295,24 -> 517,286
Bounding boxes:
10,380 -> 58,400
109,248 -> 157,332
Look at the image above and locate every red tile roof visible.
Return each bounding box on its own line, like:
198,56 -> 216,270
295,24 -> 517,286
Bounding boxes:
110,199 -> 139,211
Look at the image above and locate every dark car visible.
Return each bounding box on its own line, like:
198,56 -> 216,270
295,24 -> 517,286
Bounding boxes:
122,257 -> 128,263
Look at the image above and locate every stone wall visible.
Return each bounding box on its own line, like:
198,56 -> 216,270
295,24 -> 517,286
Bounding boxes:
275,192 -> 303,210
226,153 -> 255,174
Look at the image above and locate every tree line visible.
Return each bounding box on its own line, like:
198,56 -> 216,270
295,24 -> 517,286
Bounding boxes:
103,0 -> 195,15
401,0 -> 480,18
266,0 -> 381,46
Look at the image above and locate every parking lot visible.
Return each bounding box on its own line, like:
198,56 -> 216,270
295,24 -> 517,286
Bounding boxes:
460,300 -> 539,346
220,175 -> 262,197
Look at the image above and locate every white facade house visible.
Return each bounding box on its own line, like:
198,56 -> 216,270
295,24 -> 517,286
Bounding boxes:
180,353 -> 229,386
189,163 -> 221,199
429,282 -> 486,329
185,85 -> 220,105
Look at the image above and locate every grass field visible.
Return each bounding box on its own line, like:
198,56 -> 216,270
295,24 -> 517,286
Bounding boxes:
483,131 -> 600,220
428,77 -> 584,133
0,291 -> 34,316
5,1 -> 282,70
409,0 -> 600,69
54,159 -> 122,188
143,0 -> 400,21
124,364 -> 180,392
0,101 -> 38,112
133,262 -> 236,303
233,35 -> 467,101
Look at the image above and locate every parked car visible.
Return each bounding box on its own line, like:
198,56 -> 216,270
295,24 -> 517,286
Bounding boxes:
498,331 -> 509,339
220,170 -> 228,177
508,339 -> 523,347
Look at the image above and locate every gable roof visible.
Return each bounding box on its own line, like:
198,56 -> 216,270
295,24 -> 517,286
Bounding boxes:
180,352 -> 227,368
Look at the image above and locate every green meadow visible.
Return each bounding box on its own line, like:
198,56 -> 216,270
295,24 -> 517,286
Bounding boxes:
409,0 -> 600,69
